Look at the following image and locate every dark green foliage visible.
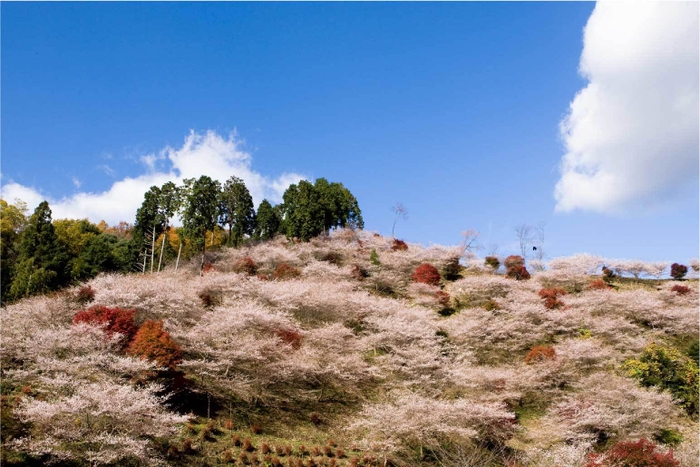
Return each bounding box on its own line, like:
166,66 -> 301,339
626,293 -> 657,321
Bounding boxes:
280,181 -> 325,241
9,201 -> 70,300
441,257 -> 462,281
0,199 -> 28,304
370,249 -> 380,266
182,176 -> 222,253
254,199 -> 280,240
653,428 -> 683,447
624,343 -> 699,416
219,176 -> 255,247
484,256 -> 500,270
134,185 -> 164,248
71,234 -> 120,281
314,178 -> 364,231
280,179 -> 363,242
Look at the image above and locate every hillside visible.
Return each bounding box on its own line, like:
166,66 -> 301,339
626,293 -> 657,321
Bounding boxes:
1,229 -> 698,466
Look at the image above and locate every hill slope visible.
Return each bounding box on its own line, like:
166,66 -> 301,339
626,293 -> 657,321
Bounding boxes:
2,230 -> 698,466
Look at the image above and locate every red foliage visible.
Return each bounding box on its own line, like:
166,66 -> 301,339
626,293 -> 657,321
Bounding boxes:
506,265 -> 530,281
588,279 -> 611,291
202,262 -> 217,274
391,239 -> 408,251
233,257 -> 258,276
273,263 -> 302,280
275,328 -> 303,349
538,287 -> 567,309
670,263 -> 688,281
75,285 -> 96,304
435,291 -> 451,308
671,285 -> 691,295
412,263 -> 441,286
73,306 -> 138,345
504,255 -> 525,269
585,438 -> 679,467
525,345 -> 556,364
127,320 -> 182,370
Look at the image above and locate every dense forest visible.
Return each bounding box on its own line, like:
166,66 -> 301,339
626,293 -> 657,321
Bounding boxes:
0,176 -> 362,305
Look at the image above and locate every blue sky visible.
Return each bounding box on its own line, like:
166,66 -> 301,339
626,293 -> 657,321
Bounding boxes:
2,2 -> 698,262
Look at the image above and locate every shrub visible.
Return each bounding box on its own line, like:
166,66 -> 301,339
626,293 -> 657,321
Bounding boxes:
653,428 -> 683,447
73,306 -> 137,345
320,251 -> 343,265
276,328 -> 303,349
484,256 -> 500,270
504,255 -> 525,269
335,449 -> 345,459
312,446 -> 321,456
273,263 -> 302,280
670,285 -> 690,295
585,438 -> 679,467
198,288 -> 222,308
602,266 -> 615,283
670,263 -> 688,281
251,422 -> 262,434
435,290 -> 451,308
483,298 -> 500,311
261,443 -> 271,454
624,343 -> 699,416
412,263 -> 441,286
75,285 -> 96,304
391,239 -> 408,251
233,434 -> 242,446
525,345 -> 556,364
224,419 -> 235,430
309,413 -> 323,425
351,264 -> 369,281
588,279 -> 611,291
202,262 -> 217,274
441,257 -> 462,281
243,438 -> 254,452
323,446 -> 333,457
233,257 -> 258,276
538,287 -> 567,309
506,265 -> 530,281
127,320 -> 182,370
370,248 -> 380,266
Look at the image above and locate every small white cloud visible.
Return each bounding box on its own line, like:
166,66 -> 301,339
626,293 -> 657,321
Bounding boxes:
72,177 -> 81,189
1,130 -> 306,224
98,164 -> 117,177
554,1 -> 699,214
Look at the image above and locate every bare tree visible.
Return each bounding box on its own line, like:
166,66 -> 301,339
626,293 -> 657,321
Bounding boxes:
514,224 -> 533,260
532,222 -> 545,262
390,202 -> 408,237
458,229 -> 481,258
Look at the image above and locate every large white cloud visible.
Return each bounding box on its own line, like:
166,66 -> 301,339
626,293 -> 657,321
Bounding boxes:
1,130 -> 306,224
554,1 -> 699,214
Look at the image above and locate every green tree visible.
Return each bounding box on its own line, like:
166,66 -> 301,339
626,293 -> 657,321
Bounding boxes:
71,234 -> 121,281
314,178 -> 364,231
253,199 -> 280,240
219,176 -> 255,247
9,201 -> 69,300
280,181 -> 325,241
181,176 -> 222,259
1,199 -> 28,303
156,182 -> 182,271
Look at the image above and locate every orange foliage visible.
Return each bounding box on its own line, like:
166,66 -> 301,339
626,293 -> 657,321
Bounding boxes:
525,345 -> 556,364
127,320 -> 182,370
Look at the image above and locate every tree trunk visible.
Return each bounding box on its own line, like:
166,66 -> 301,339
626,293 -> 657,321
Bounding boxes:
157,222 -> 167,272
175,241 -> 183,271
150,225 -> 156,273
142,249 -> 147,274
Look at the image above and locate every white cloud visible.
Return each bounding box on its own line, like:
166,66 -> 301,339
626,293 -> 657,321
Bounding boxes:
554,1 -> 699,214
1,130 -> 306,225
72,177 -> 81,189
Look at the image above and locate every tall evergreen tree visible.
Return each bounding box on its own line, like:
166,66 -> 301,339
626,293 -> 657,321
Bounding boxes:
280,180 -> 325,241
9,201 -> 69,300
314,178 -> 364,231
181,176 -> 221,256
219,176 -> 255,247
253,199 -> 279,240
